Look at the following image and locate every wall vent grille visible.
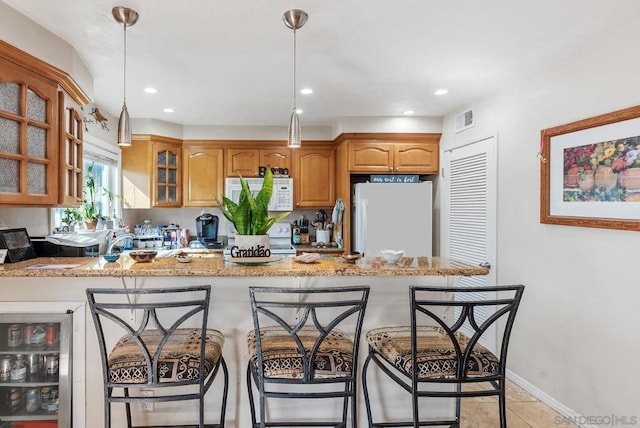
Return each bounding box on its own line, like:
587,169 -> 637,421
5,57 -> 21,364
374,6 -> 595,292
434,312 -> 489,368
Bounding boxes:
455,108 -> 475,133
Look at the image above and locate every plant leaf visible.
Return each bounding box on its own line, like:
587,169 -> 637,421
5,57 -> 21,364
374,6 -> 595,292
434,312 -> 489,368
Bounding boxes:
224,168 -> 291,235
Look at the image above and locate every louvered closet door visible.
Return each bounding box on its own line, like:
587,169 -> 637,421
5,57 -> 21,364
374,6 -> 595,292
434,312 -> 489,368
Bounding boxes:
442,136 -> 497,351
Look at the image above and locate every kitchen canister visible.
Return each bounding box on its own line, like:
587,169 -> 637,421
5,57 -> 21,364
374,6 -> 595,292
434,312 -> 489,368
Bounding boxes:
316,230 -> 331,244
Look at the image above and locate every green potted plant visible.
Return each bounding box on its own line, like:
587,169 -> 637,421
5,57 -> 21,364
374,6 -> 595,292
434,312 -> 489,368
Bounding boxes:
80,163 -> 101,230
60,208 -> 82,231
218,167 -> 290,257
102,188 -> 122,229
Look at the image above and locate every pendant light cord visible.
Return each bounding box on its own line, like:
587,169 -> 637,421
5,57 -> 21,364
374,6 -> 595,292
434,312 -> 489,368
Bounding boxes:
293,28 -> 297,111
123,21 -> 127,108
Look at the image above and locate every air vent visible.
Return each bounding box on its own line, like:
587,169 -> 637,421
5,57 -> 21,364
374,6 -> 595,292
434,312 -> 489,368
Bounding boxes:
455,108 -> 475,133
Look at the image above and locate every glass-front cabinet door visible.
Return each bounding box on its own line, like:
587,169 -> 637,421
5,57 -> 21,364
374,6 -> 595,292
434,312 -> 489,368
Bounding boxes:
153,142 -> 181,207
57,91 -> 83,206
0,57 -> 58,205
0,313 -> 72,427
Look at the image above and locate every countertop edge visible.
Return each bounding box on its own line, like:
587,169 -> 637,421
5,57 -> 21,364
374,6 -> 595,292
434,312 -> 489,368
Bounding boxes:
0,256 -> 489,278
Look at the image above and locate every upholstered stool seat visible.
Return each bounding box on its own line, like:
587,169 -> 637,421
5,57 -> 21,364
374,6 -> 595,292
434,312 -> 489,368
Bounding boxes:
247,326 -> 354,379
366,325 -> 499,379
109,328 -> 225,384
246,286 -> 370,428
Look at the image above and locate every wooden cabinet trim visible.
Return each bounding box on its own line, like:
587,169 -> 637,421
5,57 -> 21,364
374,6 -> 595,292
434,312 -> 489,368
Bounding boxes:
1,40 -> 90,105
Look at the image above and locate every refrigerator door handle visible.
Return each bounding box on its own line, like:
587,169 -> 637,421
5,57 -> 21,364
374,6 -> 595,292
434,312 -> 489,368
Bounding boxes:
361,199 -> 368,257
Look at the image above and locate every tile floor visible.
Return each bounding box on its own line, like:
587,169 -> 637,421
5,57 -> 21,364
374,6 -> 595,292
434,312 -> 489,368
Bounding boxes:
460,381 -> 578,427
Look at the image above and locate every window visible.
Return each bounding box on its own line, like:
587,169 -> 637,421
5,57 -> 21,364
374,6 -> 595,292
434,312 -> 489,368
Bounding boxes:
52,136 -> 120,231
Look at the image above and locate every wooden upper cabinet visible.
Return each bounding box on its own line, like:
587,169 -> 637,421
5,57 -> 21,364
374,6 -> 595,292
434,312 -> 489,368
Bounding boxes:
260,148 -> 291,172
293,148 -> 336,208
227,148 -> 291,177
122,136 -> 182,208
183,146 -> 224,207
348,140 -> 439,173
226,148 -> 259,177
58,91 -> 83,206
348,142 -> 394,172
394,142 -> 438,173
0,57 -> 59,205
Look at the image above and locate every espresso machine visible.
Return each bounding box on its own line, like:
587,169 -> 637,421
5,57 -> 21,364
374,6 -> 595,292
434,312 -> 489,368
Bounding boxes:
195,214 -> 223,249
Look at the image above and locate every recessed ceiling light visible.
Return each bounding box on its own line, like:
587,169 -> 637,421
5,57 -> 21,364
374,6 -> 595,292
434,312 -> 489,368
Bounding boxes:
435,88 -> 448,96
300,88 -> 313,95
144,87 -> 158,94
163,108 -> 174,113
403,110 -> 415,115
296,108 -> 303,114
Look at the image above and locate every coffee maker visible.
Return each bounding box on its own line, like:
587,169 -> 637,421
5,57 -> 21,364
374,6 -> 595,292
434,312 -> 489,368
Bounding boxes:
195,214 -> 223,249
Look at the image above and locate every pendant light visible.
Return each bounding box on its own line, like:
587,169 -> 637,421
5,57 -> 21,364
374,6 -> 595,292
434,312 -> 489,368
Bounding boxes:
112,6 -> 139,147
283,9 -> 308,148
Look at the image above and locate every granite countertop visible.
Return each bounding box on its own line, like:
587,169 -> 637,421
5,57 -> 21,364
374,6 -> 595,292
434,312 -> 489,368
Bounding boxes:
0,253 -> 488,278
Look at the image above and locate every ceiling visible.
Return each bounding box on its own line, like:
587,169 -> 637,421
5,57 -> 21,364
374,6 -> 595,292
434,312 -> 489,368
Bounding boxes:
3,0 -> 640,128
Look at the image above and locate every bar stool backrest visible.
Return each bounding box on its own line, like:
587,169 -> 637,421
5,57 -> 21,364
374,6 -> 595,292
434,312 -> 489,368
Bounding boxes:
86,285 -> 211,386
410,285 -> 524,383
249,286 -> 370,384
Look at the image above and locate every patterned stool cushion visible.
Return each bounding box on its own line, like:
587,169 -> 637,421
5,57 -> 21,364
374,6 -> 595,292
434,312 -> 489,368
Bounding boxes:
366,326 -> 499,379
108,328 -> 224,384
247,326 -> 354,379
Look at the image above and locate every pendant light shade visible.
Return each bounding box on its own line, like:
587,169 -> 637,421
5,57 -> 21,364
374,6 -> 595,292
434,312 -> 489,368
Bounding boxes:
112,6 -> 139,147
117,105 -> 132,146
287,107 -> 301,148
283,9 -> 308,148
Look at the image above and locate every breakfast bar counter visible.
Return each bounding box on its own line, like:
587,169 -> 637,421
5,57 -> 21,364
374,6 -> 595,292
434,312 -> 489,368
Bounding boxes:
0,255 -> 486,428
0,253 -> 488,278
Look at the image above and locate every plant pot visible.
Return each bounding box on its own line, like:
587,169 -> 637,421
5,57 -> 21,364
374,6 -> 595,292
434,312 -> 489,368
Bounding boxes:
230,235 -> 271,258
577,171 -> 595,192
619,168 -> 640,192
564,165 -> 579,188
595,165 -> 618,190
84,219 -> 98,231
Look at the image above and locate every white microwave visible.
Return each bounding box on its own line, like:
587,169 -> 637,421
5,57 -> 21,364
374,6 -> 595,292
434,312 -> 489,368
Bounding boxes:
224,177 -> 293,211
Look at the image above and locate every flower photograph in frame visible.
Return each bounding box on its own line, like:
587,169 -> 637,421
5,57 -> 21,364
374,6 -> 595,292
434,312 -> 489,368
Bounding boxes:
540,105 -> 640,231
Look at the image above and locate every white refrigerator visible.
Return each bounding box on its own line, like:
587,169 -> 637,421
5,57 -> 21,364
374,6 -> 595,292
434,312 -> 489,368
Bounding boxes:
353,182 -> 433,257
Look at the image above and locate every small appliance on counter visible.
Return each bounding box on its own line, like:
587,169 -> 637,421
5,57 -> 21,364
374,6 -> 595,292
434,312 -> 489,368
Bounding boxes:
31,233 -> 100,257
0,228 -> 37,263
196,214 -> 224,249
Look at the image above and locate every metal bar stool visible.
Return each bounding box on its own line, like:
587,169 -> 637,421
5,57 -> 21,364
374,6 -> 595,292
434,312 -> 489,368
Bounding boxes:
86,285 -> 229,428
246,285 -> 370,428
362,285 -> 524,427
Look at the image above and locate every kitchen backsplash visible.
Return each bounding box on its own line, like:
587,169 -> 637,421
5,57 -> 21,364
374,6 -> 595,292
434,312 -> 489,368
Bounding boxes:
0,206 -> 323,239
122,208 -> 320,238
0,207 -> 52,235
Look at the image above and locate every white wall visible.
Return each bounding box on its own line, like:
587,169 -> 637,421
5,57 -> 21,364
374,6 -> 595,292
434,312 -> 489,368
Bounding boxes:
133,117 -> 442,141
335,116 -> 442,136
0,2 -> 93,99
440,18 -> 640,420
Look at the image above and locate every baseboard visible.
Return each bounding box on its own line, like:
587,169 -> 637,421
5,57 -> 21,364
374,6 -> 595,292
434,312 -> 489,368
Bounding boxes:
506,370 -> 598,428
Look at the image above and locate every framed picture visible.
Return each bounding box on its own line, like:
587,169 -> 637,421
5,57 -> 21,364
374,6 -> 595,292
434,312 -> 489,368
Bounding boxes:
540,105 -> 640,231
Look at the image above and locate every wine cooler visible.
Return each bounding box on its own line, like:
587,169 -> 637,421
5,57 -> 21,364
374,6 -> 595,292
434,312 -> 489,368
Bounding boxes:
0,313 -> 72,428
